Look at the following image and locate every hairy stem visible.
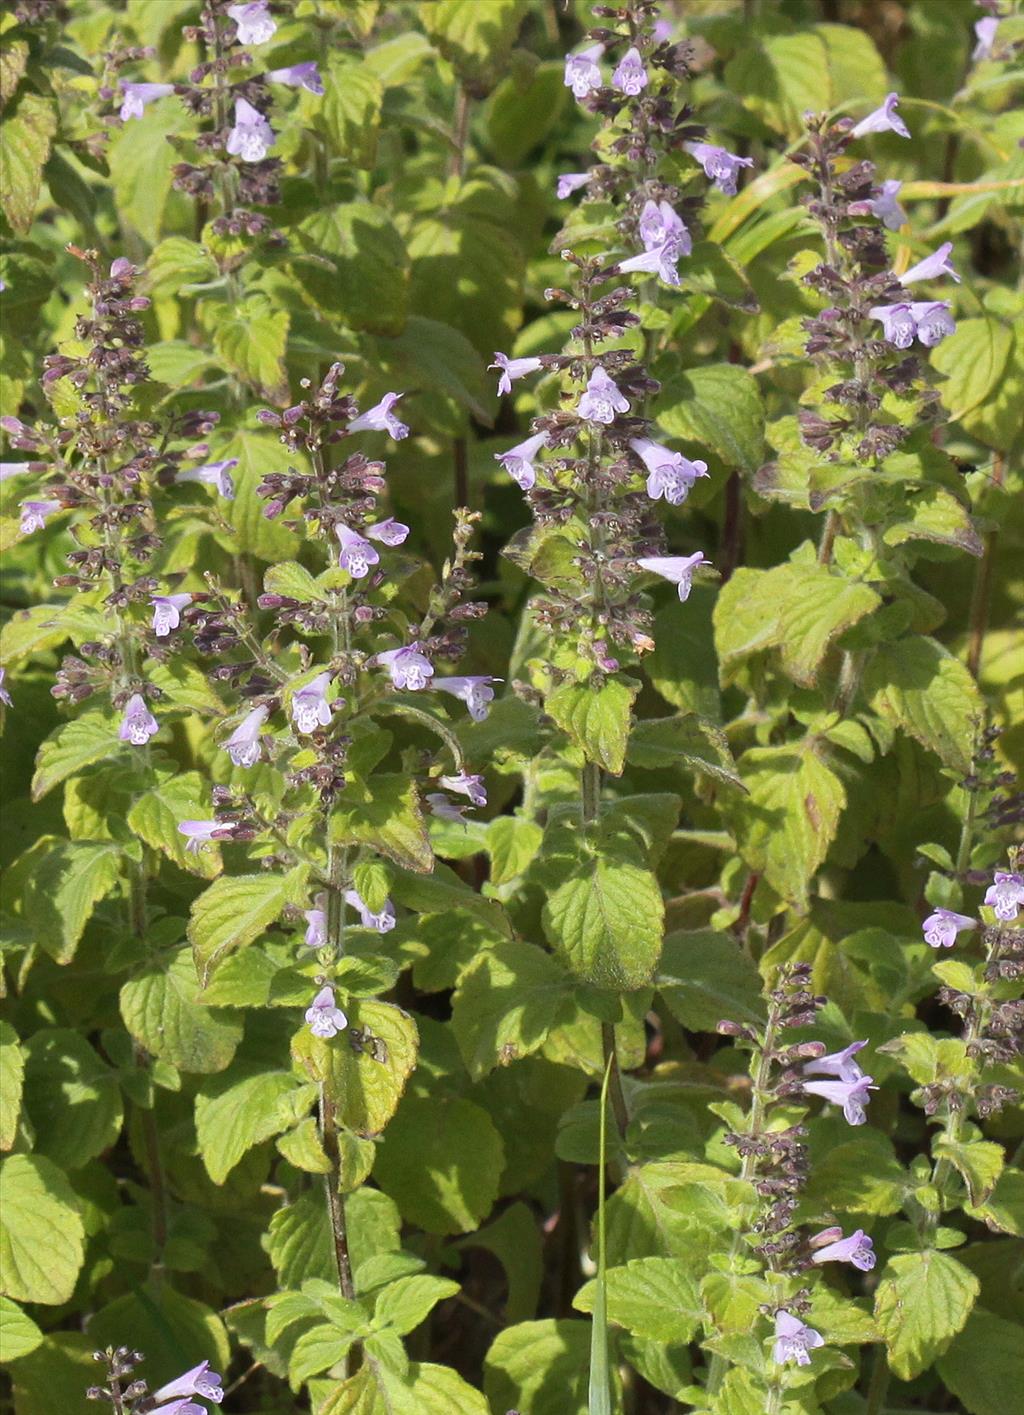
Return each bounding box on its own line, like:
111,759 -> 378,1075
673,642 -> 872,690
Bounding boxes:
864,1346 -> 890,1415
966,452 -> 1005,680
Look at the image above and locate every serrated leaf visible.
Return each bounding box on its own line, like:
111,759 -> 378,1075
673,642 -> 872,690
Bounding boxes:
264,560 -> 322,603
127,770 -> 222,878
31,715 -> 123,801
211,295 -> 289,399
22,838 -> 122,964
0,1297 -> 43,1362
276,1116 -> 332,1174
0,92 -> 57,234
452,940 -> 576,1080
292,999 -> 418,1136
195,1068 -> 312,1183
543,847 -> 664,990
484,1318 -> 593,1415
657,930 -> 766,1031
874,1250 -> 979,1379
330,774 -> 433,874
545,677 -> 639,775
574,1257 -> 703,1343
374,1096 -> 504,1235
295,203 -> 408,336
654,364 -> 764,472
318,56 -> 383,167
933,1137 -> 1005,1207
0,1024 -> 24,1152
120,947 -> 244,1074
188,865 -> 309,984
319,1360 -> 491,1415
22,1029 -> 123,1171
937,1308 -> 1024,1415
373,1275 -> 460,1335
0,1154 -> 85,1305
864,637 -> 983,773
422,0 -> 524,94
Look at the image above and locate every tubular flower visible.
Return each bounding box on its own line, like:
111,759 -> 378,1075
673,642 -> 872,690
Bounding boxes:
345,889 -> 397,933
612,47 -> 647,96
153,1361 -> 224,1406
922,908 -> 977,949
303,902 -> 327,949
868,179 -> 908,230
177,458 -> 237,498
119,693 -> 159,745
336,523 -> 380,578
851,91 -> 910,140
366,517 -> 409,545
266,61 -> 323,93
985,871 -> 1024,922
635,551 -> 711,602
227,1 -> 276,45
810,1228 -> 876,1271
496,429 -> 549,490
973,17 -> 999,61
564,43 -> 604,99
0,668 -> 12,708
434,676 -> 498,722
224,705 -> 269,768
426,792 -> 471,824
151,593 -> 193,638
773,1311 -> 825,1366
802,1039 -> 868,1082
557,172 -> 590,199
226,98 -> 275,162
375,644 -> 434,691
489,353 -> 544,397
638,199 -> 691,256
630,437 -> 707,506
19,499 -> 61,534
577,367 -> 629,424
683,141 -> 754,195
178,821 -> 229,853
438,773 -> 487,807
348,392 -> 409,440
291,671 -> 333,733
305,985 -> 347,1039
119,82 -> 174,121
899,242 -> 960,285
802,1073 -> 876,1126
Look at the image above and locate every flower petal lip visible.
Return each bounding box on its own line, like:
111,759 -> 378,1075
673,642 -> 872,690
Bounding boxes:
851,91 -> 911,140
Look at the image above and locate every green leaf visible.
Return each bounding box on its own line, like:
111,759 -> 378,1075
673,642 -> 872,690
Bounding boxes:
268,1186 -> 401,1291
120,946 -> 244,1073
486,815 -> 543,884
543,846 -> 664,990
264,560 -> 322,603
546,677 -> 640,775
455,1202 -> 543,1325
802,1134 -> 909,1216
127,770 -> 222,879
318,1360 -> 490,1415
330,774 -> 433,874
864,637 -> 983,773
485,62 -> 567,165
318,55 -> 383,167
422,0 -> 525,94
188,865 -> 309,984
295,203 -> 409,337
276,1116 -> 332,1174
815,22 -> 888,106
107,95 -> 188,243
627,715 -> 743,790
215,429 -> 301,561
930,317 -> 1013,424
374,1095 -> 504,1235
725,32 -> 831,137
389,860 -> 511,934
31,714 -> 123,801
676,241 -> 759,312
290,1322 -> 361,1386
485,1319 -> 593,1415
451,940 -> 576,1080
657,931 -> 766,1031
6,1333 -> 97,1415
882,485 -> 982,557
0,1297 -> 43,1362
373,1274 -> 460,1335
874,1250 -> 979,1379
0,39 -> 29,107
0,1023 -> 24,1152
937,1308 -> 1024,1415
574,1257 -> 704,1344
292,999 -> 419,1135
654,364 -> 765,472
933,1136 -> 1005,1207
22,838 -> 122,964
195,1068 -> 312,1183
0,1154 -> 85,1305
87,1284 -> 229,1397
22,1029 -> 123,1170
371,315 -> 491,426
146,236 -> 218,296
0,92 -> 57,234
647,589 -> 721,719
211,294 -> 289,399
722,742 -> 846,908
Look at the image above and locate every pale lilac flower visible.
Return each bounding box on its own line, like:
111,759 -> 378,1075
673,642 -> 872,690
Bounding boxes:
652,18 -> 673,41
348,392 -> 409,440
435,675 -> 498,722
867,179 -> 907,231
227,0 -> 276,45
439,773 -> 487,807
577,367 -> 629,424
618,244 -> 682,287
291,671 -> 333,733
110,257 -> 133,281
638,200 -> 691,256
900,242 -> 960,286
851,91 -> 910,140
612,46 -> 647,96
985,871 -> 1024,922
266,61 -> 323,94
869,302 -> 917,349
119,693 -> 159,746
489,353 -> 544,397
630,437 -> 708,506
226,98 -> 275,162
19,499 -> 60,535
336,523 -> 380,578
151,593 -> 192,638
427,792 -> 470,824
0,668 -> 11,708
773,1311 -> 825,1366
802,1074 -> 876,1126
910,301 -> 956,347
366,517 -> 409,546
557,172 -> 590,200
344,889 -> 396,933
224,705 -> 269,768
635,551 -> 711,602
303,900 -> 327,949
305,985 -> 347,1039
972,17 -> 999,61
153,1361 -> 224,1406
564,43 -> 604,99
178,820 -> 228,853
496,429 -> 549,490
149,1402 -> 205,1415
177,458 -> 237,498
684,142 -> 754,195
810,1228 -> 876,1271
0,463 -> 32,481
119,82 -> 174,121
922,908 -> 976,949
803,1039 -> 867,1083
376,644 -> 434,691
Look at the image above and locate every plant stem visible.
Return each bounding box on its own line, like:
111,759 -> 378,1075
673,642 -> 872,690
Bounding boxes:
600,1023 -> 630,1142
453,434 -> 469,508
581,759 -> 601,828
448,86 -> 471,180
864,1346 -> 890,1415
966,452 -> 1005,679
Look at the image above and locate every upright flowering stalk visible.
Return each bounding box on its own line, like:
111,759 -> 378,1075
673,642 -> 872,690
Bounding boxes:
85,1346 -> 223,1413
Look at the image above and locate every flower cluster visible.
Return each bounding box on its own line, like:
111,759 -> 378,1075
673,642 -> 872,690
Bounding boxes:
86,1346 -> 223,1413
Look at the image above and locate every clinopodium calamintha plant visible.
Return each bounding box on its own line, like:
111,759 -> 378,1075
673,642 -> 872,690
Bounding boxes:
0,2 -> 1022,1414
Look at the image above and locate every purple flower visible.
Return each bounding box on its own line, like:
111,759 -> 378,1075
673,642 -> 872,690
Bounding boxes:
630,437 -> 708,506
557,172 -> 590,200
344,888 -> 396,933
0,463 -> 33,481
635,551 -> 710,602
153,1361 -> 224,1406
151,593 -> 193,638
303,901 -> 327,949
177,820 -> 229,853
305,985 -> 347,1039
900,242 -> 960,286
867,179 -> 907,231
227,0 -> 276,45
426,792 -> 471,824
376,644 -> 434,691
119,82 -> 174,121
922,908 -> 977,949
225,704 -> 269,768
973,17 -> 999,61
810,1227 -> 876,1271
577,367 -> 629,424
868,302 -> 917,349
489,353 -> 544,397
177,458 -> 237,498
803,1039 -> 867,1083
19,499 -> 60,535
912,301 -> 956,347
653,18 -> 673,41
0,668 -> 12,708
291,672 -> 333,733
439,772 -> 487,807
638,200 -> 691,256
119,693 -> 158,746
435,675 -> 498,722
336,523 -> 380,578
366,517 -> 409,546
266,61 -> 323,94
564,43 -> 604,99
149,1402 -> 205,1415
773,1311 -> 825,1366
802,1073 -> 876,1126
226,98 -> 275,162
684,142 -> 754,195
985,870 -> 1024,922
612,46 -> 647,96
618,244 -> 682,287
496,429 -> 549,491
851,91 -> 910,140
348,392 -> 409,440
